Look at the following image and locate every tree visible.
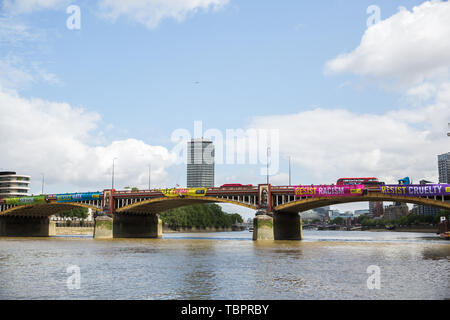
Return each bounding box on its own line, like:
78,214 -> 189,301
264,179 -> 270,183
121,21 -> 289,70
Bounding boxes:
57,207 -> 89,220
160,204 -> 244,230
435,210 -> 450,224
331,217 -> 344,225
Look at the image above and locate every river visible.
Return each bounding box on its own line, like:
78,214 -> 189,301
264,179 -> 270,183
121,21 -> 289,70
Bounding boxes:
0,230 -> 448,300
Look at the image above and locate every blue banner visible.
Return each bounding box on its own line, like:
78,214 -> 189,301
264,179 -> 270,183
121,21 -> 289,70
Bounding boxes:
56,192 -> 101,203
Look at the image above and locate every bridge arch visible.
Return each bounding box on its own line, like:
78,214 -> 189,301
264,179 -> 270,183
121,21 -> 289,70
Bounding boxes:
0,202 -> 100,217
274,193 -> 450,214
116,196 -> 258,215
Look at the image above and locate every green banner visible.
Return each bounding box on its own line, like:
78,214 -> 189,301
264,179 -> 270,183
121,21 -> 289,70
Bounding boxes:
5,195 -> 46,206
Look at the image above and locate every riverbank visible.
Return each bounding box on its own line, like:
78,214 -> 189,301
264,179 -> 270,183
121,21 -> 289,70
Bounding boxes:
163,226 -> 240,233
365,226 -> 438,233
56,227 -> 94,235
55,226 -> 244,235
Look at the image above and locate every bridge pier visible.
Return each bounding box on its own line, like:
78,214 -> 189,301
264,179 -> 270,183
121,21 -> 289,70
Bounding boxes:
93,215 -> 113,239
0,216 -> 56,237
273,213 -> 303,240
253,214 -> 274,240
112,213 -> 162,238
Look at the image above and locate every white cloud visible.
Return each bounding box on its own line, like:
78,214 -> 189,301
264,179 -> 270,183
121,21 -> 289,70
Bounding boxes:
316,0 -> 450,186
0,56 -> 62,89
325,1 -> 450,85
2,0 -> 70,14
0,17 -> 45,45
0,87 -> 177,192
0,57 -> 34,89
0,17 -> 59,90
98,0 -> 229,29
249,93 -> 450,185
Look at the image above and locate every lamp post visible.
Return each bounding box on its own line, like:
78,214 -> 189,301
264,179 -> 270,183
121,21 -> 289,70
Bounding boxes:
148,164 -> 151,190
112,157 -> 118,189
288,156 -> 291,186
266,147 -> 271,185
447,123 -> 450,137
41,173 -> 45,195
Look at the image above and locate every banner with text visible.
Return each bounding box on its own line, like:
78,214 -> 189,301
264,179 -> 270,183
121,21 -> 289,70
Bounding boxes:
294,185 -> 365,198
56,192 -> 101,203
380,184 -> 450,197
159,188 -> 207,197
5,195 -> 46,206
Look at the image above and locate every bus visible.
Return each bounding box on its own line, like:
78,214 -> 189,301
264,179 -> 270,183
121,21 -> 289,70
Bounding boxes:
336,177 -> 384,191
220,184 -> 253,188
336,177 -> 379,185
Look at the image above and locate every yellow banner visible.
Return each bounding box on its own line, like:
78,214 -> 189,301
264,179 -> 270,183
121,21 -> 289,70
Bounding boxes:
159,188 -> 207,197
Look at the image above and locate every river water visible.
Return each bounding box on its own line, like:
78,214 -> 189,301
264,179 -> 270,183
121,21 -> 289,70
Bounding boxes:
0,230 -> 448,300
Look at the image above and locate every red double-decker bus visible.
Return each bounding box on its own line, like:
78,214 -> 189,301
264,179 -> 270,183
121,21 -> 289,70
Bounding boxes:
336,177 -> 379,185
220,184 -> 253,188
336,177 -> 384,191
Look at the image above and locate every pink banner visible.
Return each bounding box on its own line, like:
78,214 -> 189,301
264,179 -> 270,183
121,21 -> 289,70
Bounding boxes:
294,185 -> 365,197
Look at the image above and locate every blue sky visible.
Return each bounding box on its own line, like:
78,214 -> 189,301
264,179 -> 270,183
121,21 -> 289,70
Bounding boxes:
1,0 -> 449,218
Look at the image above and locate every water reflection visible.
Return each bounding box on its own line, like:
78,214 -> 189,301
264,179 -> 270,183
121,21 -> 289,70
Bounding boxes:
0,231 -> 449,300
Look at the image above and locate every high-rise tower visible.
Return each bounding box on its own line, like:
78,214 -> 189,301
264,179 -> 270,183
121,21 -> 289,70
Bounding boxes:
186,139 -> 215,188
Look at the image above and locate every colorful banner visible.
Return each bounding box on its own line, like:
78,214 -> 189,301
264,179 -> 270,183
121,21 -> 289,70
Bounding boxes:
159,188 -> 207,197
5,195 -> 46,206
294,185 -> 365,198
380,184 -> 450,197
56,192 -> 101,203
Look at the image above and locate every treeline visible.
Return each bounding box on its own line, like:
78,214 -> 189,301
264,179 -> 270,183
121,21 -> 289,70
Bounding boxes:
329,210 -> 450,227
160,204 -> 243,230
57,207 -> 89,219
357,210 -> 449,227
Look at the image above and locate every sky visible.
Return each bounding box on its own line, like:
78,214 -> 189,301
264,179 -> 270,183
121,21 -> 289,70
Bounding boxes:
1,0 -> 449,219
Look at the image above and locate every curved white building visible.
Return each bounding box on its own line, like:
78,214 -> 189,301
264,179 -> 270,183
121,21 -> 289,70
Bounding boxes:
0,171 -> 31,198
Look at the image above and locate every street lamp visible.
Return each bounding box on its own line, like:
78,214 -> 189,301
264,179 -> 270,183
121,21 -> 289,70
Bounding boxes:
288,156 -> 291,186
447,123 -> 450,136
41,173 -> 45,195
266,147 -> 271,185
148,164 -> 151,190
112,157 -> 118,189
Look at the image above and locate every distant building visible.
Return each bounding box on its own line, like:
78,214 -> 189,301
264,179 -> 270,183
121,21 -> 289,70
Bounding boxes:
0,171 -> 31,198
384,203 -> 409,220
302,206 -> 331,221
411,204 -> 440,216
369,201 -> 384,218
329,210 -> 353,219
416,179 -> 440,216
300,210 -> 321,221
412,151 -> 450,217
354,209 -> 370,217
187,139 -> 215,188
438,152 -> 450,183
312,206 -> 330,217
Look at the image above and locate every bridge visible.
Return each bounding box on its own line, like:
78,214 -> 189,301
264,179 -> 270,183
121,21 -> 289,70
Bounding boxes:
0,184 -> 449,240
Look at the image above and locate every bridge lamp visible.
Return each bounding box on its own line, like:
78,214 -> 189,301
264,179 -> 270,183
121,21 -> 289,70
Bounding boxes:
41,173 -> 45,195
289,156 -> 292,186
112,157 -> 118,189
266,147 -> 271,185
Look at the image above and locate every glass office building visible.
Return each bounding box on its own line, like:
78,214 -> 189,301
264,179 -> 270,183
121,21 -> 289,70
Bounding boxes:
438,152 -> 450,183
187,139 -> 215,188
